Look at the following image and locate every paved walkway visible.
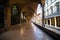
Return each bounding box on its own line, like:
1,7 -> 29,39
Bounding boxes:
0,22 -> 53,40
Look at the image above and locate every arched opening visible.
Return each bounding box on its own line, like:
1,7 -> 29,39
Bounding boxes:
31,4 -> 42,25
11,5 -> 20,25
55,2 -> 60,12
48,19 -> 50,25
37,4 -> 42,14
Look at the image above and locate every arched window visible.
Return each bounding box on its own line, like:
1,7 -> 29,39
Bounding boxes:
55,2 -> 60,12
11,5 -> 20,25
50,6 -> 53,13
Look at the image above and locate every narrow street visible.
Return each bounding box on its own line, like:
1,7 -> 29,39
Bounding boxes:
0,22 -> 53,40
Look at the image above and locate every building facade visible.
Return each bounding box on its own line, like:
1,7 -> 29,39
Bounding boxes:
44,0 -> 60,28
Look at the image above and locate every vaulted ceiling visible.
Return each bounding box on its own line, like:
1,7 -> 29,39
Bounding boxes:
9,0 -> 45,20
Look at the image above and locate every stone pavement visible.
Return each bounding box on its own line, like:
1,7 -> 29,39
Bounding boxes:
0,22 -> 53,40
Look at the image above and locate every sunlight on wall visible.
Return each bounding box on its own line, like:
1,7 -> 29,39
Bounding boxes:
31,4 -> 42,26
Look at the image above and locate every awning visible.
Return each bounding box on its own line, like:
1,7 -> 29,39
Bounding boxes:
45,11 -> 60,18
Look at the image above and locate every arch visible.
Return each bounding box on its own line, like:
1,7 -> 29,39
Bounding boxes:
55,2 -> 60,11
36,4 -> 42,14
55,2 -> 59,6
11,5 -> 20,25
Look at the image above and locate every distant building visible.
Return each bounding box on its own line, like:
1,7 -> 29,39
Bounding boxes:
44,0 -> 60,28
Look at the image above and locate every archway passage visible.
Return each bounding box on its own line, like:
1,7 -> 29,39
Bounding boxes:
0,0 -> 45,33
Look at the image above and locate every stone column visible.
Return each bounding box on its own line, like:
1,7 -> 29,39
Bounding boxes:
50,18 -> 51,26
46,19 -> 48,25
55,17 -> 57,27
6,6 -> 11,31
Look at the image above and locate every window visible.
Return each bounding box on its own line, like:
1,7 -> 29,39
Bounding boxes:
46,0 -> 48,4
53,6 -> 57,13
49,8 -> 51,14
55,2 -> 59,11
45,0 -> 48,7
50,6 -> 53,13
